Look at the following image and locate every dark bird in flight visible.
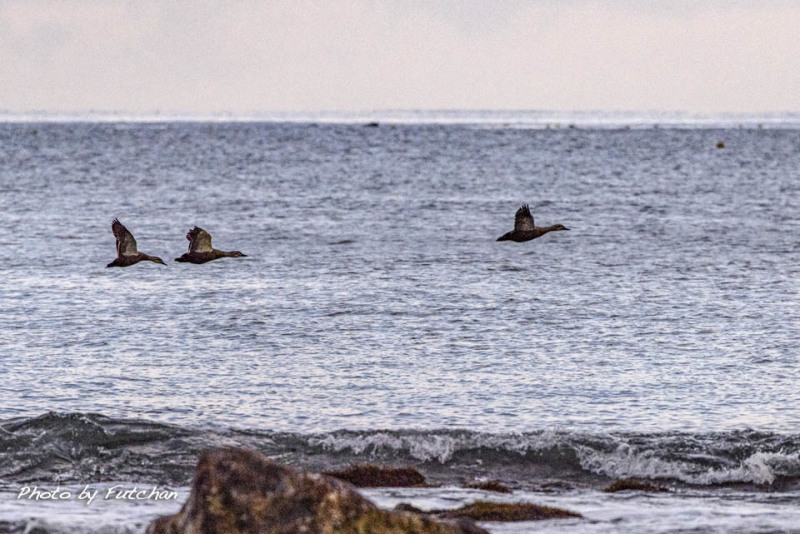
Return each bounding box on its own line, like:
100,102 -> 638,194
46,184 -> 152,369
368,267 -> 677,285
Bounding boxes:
107,219 -> 167,267
496,204 -> 569,242
175,226 -> 247,264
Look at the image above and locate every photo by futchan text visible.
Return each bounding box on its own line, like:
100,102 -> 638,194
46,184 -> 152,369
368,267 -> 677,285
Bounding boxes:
17,485 -> 178,506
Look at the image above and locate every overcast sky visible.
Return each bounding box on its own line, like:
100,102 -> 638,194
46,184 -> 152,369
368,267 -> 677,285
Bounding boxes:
2,0 -> 799,114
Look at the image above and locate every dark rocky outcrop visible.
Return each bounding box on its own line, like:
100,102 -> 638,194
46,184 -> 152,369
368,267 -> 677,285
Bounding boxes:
396,501 -> 582,523
434,501 -> 581,522
324,464 -> 430,488
603,478 -> 667,493
146,448 -> 484,534
462,480 -> 512,494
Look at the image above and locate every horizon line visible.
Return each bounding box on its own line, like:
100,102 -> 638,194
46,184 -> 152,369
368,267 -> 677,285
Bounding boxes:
2,109 -> 800,128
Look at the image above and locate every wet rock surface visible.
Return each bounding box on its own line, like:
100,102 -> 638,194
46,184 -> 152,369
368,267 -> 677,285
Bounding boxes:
324,464 -> 431,488
396,501 -> 582,522
462,480 -> 513,494
437,501 -> 582,522
146,448 -> 485,534
603,478 -> 667,493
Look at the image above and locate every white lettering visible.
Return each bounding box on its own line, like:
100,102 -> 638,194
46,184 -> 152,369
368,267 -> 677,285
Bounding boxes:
16,486 -> 71,500
77,485 -> 98,505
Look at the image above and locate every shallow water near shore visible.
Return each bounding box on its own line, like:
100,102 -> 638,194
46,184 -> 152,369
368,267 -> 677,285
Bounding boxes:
4,482 -> 800,533
1,114 -> 800,532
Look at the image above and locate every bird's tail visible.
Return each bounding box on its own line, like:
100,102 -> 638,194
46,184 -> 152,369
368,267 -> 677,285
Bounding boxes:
496,232 -> 512,241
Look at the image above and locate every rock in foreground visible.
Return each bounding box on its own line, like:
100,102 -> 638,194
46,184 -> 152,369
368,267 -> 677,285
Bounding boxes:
146,448 -> 486,534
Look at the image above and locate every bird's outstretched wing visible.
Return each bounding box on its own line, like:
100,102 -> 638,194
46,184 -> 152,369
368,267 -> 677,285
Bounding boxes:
187,226 -> 213,252
514,204 -> 535,232
112,219 -> 138,256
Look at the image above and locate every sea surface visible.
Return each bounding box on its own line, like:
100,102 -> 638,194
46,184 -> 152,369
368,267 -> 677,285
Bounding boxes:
1,113 -> 799,532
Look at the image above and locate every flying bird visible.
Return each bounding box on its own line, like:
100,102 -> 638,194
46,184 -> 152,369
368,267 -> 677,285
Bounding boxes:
175,226 -> 247,264
107,219 -> 167,267
496,204 -> 569,242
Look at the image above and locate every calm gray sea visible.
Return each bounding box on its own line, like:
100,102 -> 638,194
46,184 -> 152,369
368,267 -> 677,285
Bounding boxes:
1,116 -> 799,533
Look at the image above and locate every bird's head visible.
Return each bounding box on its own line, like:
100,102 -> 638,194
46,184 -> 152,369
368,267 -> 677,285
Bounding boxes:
150,256 -> 167,265
552,224 -> 570,231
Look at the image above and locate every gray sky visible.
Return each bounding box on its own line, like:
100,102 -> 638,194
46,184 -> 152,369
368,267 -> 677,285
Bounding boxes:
2,0 -> 799,114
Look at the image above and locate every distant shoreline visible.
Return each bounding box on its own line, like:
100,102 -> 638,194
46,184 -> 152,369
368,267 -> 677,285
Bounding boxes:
2,109 -> 800,129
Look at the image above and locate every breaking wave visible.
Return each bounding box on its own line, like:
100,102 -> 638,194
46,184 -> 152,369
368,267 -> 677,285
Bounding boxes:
2,413 -> 800,489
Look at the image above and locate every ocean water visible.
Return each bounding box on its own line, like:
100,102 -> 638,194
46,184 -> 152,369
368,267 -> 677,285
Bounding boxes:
1,115 -> 800,532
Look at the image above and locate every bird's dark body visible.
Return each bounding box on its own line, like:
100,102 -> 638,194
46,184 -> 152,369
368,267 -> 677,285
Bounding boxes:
107,253 -> 164,267
175,250 -> 246,264
496,204 -> 569,242
107,219 -> 166,267
175,226 -> 246,264
497,228 -> 549,242
498,230 -> 534,242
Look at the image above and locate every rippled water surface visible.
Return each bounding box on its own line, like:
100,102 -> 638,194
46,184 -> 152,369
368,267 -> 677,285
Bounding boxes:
1,121 -> 800,433
2,119 -> 800,533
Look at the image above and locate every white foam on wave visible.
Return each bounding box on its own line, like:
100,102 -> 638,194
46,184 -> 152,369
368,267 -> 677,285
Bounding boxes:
576,443 -> 800,485
309,430 -> 800,486
307,430 -> 565,463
